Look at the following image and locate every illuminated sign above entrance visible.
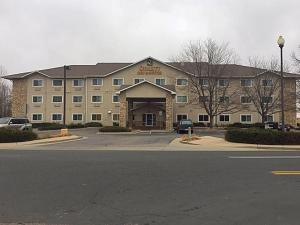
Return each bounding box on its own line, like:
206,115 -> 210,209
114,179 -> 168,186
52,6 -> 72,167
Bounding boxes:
137,66 -> 162,75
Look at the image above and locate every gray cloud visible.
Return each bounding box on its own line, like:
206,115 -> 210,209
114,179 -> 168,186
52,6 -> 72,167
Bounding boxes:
0,0 -> 299,74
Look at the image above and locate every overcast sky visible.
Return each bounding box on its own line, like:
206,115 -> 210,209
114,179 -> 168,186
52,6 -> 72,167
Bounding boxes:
0,0 -> 299,74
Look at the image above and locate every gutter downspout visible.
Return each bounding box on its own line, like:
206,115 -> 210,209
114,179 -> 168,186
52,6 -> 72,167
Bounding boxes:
85,77 -> 88,124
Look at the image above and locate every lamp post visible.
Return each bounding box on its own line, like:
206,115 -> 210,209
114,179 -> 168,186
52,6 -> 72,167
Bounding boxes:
63,65 -> 71,127
277,36 -> 285,132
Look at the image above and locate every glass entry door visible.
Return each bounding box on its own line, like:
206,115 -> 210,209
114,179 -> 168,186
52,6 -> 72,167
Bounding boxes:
143,113 -> 154,126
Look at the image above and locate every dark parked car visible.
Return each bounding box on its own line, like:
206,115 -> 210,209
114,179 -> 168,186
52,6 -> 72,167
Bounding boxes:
277,123 -> 292,131
176,119 -> 193,134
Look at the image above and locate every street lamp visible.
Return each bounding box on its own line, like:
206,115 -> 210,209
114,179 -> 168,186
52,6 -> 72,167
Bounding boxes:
63,65 -> 71,127
277,36 -> 285,132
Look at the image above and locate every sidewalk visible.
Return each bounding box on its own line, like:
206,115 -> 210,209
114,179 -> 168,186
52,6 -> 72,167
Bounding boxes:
0,135 -> 82,150
169,136 -> 300,151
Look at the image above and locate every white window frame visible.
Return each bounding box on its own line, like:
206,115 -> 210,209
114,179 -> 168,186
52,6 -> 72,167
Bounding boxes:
32,79 -> 44,87
155,78 -> 166,86
52,95 -> 63,103
51,113 -> 63,121
219,114 -> 230,122
72,95 -> 83,103
198,114 -> 210,122
112,95 -> 120,103
72,79 -> 84,87
262,96 -> 273,104
133,78 -> 145,84
112,78 -> 124,86
240,95 -> 252,104
52,79 -> 63,87
72,113 -> 83,121
219,96 -> 230,104
91,95 -> 103,103
262,79 -> 273,87
264,114 -> 274,122
176,114 -> 188,122
176,95 -> 188,103
91,113 -> 102,121
218,79 -> 229,87
32,95 -> 43,103
91,78 -> 103,86
240,79 -> 253,87
176,78 -> 188,86
32,113 -> 43,121
199,78 -> 209,87
112,113 -> 120,122
240,114 -> 252,123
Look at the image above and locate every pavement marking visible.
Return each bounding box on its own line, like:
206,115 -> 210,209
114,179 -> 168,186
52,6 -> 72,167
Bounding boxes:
229,156 -> 300,159
272,171 -> 300,175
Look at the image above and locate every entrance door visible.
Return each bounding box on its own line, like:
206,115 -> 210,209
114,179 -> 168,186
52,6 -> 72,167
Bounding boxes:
145,113 -> 153,126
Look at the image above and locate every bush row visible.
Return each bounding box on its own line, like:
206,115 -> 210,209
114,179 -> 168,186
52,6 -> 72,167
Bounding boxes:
99,126 -> 131,132
35,122 -> 103,131
225,128 -> 300,145
0,128 -> 37,143
227,122 -> 265,129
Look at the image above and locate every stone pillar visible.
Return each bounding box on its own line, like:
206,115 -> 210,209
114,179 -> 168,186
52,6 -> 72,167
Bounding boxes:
12,79 -> 27,117
165,93 -> 174,132
128,99 -> 133,129
119,93 -> 127,128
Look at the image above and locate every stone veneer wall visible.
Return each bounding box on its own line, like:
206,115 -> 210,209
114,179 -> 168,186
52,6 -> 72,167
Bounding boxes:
119,93 -> 127,128
284,78 -> 297,126
165,93 -> 174,131
12,79 -> 27,117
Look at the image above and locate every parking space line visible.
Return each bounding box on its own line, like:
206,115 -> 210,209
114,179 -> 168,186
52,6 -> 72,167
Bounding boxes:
229,156 -> 300,159
272,171 -> 300,175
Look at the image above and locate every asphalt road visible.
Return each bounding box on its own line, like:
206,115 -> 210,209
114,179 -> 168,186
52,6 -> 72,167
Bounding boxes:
0,150 -> 300,225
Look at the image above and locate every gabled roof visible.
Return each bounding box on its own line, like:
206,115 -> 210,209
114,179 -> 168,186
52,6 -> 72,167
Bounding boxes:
116,80 -> 176,95
3,56 -> 300,80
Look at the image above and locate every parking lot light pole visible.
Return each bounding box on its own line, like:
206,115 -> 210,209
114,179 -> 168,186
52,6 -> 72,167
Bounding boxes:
277,36 -> 285,132
63,65 -> 71,128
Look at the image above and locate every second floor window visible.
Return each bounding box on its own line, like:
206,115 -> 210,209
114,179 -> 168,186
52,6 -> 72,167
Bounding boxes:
155,78 -> 165,86
32,79 -> 43,87
241,96 -> 252,104
219,96 -> 229,104
262,79 -> 273,87
218,79 -> 229,87
73,79 -> 84,87
52,96 -> 63,103
241,79 -> 253,87
176,96 -> 188,103
32,96 -> 43,103
176,79 -> 188,86
113,78 -> 123,86
262,96 -> 273,104
92,78 -> 103,86
199,79 -> 209,86
73,96 -> 83,103
112,95 -> 120,103
91,95 -> 103,103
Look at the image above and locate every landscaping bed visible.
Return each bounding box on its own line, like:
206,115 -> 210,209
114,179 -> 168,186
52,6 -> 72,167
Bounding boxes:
35,122 -> 102,131
0,128 -> 37,143
225,128 -> 300,145
99,126 -> 131,132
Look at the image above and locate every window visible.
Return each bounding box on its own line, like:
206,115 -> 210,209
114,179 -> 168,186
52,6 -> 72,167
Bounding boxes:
73,96 -> 83,103
91,114 -> 102,121
264,114 -> 274,122
219,96 -> 229,104
32,96 -> 43,103
155,78 -> 165,86
199,79 -> 209,86
199,96 -> 209,102
73,79 -> 84,87
241,114 -> 252,123
92,78 -> 103,86
241,96 -> 252,104
72,114 -> 83,121
241,79 -> 253,87
32,79 -> 43,87
262,96 -> 273,104
52,96 -> 63,103
219,114 -> 230,122
91,95 -> 102,103
113,78 -> 123,86
32,114 -> 43,121
52,114 -> 62,121
262,79 -> 273,87
112,95 -> 120,103
112,113 -> 120,122
52,79 -> 63,87
134,78 -> 145,84
177,114 -> 188,122
176,78 -> 188,86
198,114 -> 209,122
176,96 -> 188,103
218,79 -> 229,87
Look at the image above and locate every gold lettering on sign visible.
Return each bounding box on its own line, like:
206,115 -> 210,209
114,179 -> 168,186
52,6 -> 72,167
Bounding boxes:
137,66 -> 162,75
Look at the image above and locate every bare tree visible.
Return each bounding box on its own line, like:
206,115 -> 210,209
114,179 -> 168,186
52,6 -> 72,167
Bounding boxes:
0,65 -> 12,117
292,45 -> 300,112
174,39 -> 240,128
242,56 -> 293,123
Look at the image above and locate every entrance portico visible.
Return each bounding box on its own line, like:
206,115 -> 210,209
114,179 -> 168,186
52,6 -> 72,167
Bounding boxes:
117,80 -> 176,131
